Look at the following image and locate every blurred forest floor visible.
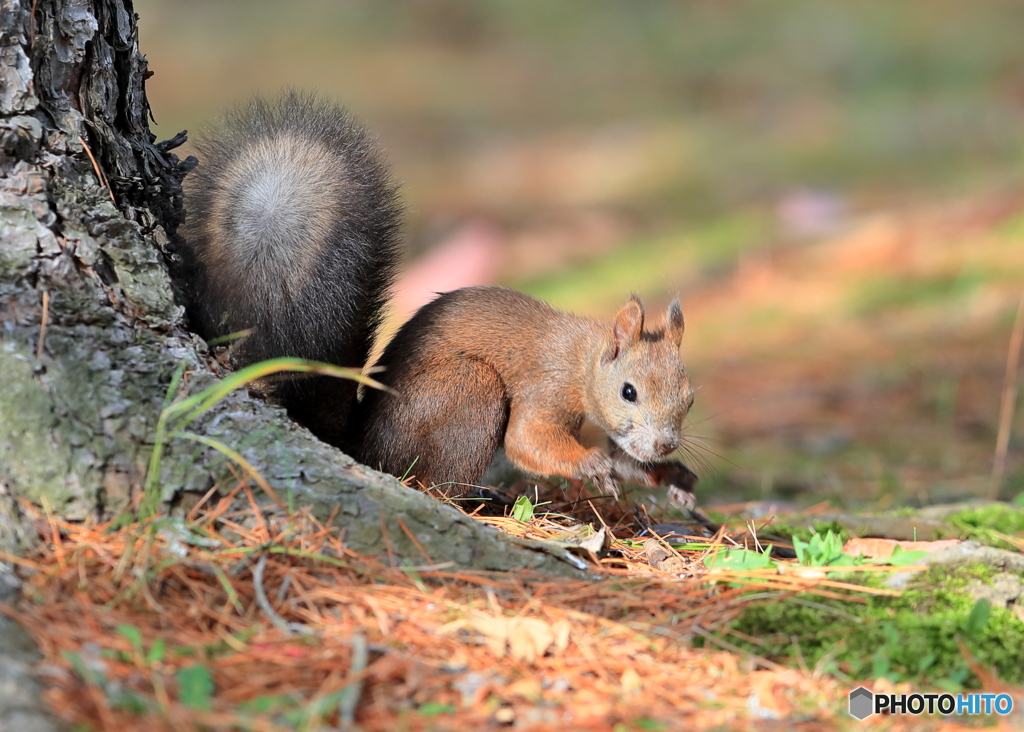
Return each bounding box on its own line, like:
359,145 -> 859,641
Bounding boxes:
617,194 -> 1024,510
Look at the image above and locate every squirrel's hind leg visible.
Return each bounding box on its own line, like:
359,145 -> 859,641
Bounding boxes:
352,357 -> 507,496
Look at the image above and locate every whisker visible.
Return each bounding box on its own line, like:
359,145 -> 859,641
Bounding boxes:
685,401 -> 753,428
679,449 -> 719,481
678,443 -> 716,475
680,436 -> 744,471
681,432 -> 729,448
681,433 -> 725,452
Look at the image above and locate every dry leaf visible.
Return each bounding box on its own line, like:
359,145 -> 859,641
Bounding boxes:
505,677 -> 543,703
643,538 -> 688,573
620,667 -> 643,694
508,617 -> 555,662
842,538 -> 961,559
438,612 -> 572,662
559,525 -> 609,555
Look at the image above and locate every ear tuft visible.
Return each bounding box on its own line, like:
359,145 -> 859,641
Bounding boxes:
665,297 -> 684,347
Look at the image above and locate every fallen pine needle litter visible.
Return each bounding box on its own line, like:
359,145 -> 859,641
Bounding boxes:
0,494 -> 969,732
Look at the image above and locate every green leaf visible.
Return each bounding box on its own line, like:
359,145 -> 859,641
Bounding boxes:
512,495 -> 535,523
704,547 -> 775,570
793,530 -> 850,566
145,638 -> 166,665
240,694 -> 300,714
871,651 -> 891,680
917,653 -> 937,675
176,664 -> 214,710
111,690 -> 149,714
116,624 -> 144,655
419,701 -> 456,716
792,535 -> 808,564
62,650 -> 104,687
884,546 -> 929,566
827,553 -> 859,567
965,598 -> 991,639
949,665 -> 971,685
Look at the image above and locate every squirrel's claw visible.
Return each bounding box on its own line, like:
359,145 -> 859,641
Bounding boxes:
666,486 -> 697,512
578,448 -> 620,500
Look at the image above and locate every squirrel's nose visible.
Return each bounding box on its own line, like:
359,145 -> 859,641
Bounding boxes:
656,441 -> 678,457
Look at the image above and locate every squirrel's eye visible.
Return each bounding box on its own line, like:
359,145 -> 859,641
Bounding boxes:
621,383 -> 637,403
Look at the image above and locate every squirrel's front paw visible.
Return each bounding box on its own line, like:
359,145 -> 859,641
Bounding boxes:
645,460 -> 697,512
645,460 -> 698,492
577,449 -> 619,499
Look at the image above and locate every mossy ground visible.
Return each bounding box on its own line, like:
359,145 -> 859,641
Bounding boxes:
710,565 -> 1024,689
720,503 -> 1024,551
945,504 -> 1024,550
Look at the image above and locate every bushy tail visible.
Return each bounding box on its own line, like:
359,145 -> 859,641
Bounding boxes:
178,91 -> 403,445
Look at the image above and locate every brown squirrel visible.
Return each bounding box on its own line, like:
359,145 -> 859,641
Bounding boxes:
350,287 -> 695,497
177,91 -> 697,498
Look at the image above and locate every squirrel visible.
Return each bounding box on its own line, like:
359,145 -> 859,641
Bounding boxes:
349,286 -> 696,499
178,91 -> 697,500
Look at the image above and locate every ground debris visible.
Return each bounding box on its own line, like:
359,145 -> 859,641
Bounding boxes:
0,492 -> 1000,732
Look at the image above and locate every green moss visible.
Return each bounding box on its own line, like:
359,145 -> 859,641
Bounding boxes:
764,520 -> 850,544
946,504 -> 1024,550
915,564 -> 996,591
708,565 -> 1024,687
947,504 -> 1024,534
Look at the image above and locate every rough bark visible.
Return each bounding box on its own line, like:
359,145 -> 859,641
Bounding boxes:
0,0 -> 588,579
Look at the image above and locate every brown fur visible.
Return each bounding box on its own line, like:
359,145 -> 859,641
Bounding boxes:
350,286 -> 694,495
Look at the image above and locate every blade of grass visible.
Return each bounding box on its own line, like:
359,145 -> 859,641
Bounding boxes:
164,358 -> 388,432
178,431 -> 284,509
991,290 -> 1024,497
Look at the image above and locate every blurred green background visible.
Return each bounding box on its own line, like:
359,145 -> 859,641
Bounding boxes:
137,0 -> 1024,508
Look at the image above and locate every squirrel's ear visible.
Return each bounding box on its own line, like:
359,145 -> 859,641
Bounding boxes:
665,297 -> 684,348
605,297 -> 644,362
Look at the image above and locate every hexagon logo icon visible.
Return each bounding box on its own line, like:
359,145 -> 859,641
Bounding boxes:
849,687 -> 874,720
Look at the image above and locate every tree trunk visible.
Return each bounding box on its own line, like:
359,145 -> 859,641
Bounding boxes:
0,0 -> 586,579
